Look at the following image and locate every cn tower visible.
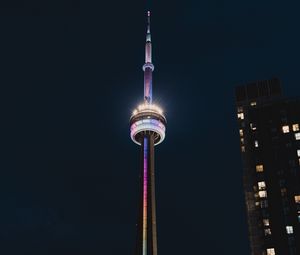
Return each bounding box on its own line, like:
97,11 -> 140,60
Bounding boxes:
130,11 -> 166,255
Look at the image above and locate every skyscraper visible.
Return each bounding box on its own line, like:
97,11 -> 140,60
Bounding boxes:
130,12 -> 166,255
235,78 -> 300,255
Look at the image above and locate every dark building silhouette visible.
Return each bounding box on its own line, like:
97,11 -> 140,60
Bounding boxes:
235,78 -> 300,255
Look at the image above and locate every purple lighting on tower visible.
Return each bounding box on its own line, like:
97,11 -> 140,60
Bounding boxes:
143,10 -> 154,104
130,11 -> 167,255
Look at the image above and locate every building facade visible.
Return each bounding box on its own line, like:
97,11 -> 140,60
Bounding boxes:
235,78 -> 300,255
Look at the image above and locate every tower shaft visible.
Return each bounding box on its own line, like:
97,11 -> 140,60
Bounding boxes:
136,134 -> 157,255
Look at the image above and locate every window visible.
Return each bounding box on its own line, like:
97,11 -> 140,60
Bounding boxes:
256,165 -> 264,172
241,146 -> 245,152
267,248 -> 275,255
295,133 -> 300,140
255,140 -> 259,147
259,191 -> 267,198
250,101 -> 257,106
286,226 -> 293,234
260,200 -> 268,208
282,125 -> 290,133
240,138 -> 244,144
237,113 -> 244,120
263,219 -> 270,226
237,106 -> 243,113
294,195 -> 300,203
297,150 -> 300,157
292,124 -> 299,132
258,181 -> 266,190
264,228 -> 271,235
239,129 -> 244,136
281,188 -> 287,196
298,215 -> 300,223
279,179 -> 285,187
250,123 -> 257,130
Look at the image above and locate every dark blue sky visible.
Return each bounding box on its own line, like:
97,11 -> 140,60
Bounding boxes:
2,0 -> 300,254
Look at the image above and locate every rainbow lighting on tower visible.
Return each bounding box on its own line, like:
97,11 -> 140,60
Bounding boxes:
130,11 -> 166,255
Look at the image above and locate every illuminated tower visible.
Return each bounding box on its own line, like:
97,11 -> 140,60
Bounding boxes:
130,11 -> 166,255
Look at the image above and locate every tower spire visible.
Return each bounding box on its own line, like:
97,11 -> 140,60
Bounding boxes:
143,10 -> 154,104
146,11 -> 151,42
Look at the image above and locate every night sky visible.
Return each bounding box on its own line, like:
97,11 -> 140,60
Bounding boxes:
2,1 -> 300,254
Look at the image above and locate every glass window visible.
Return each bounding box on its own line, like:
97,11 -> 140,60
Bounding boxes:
237,113 -> 244,120
279,179 -> 285,187
286,226 -> 293,234
239,129 -> 244,136
250,123 -> 257,130
294,195 -> 300,203
255,140 -> 259,147
259,191 -> 267,198
295,133 -> 300,140
292,124 -> 299,132
281,188 -> 287,196
260,200 -> 268,208
250,101 -> 257,106
282,125 -> 290,133
297,150 -> 300,157
256,165 -> 264,172
267,248 -> 275,255
258,181 -> 266,190
241,146 -> 245,152
264,228 -> 271,235
263,219 -> 270,226
237,106 -> 243,113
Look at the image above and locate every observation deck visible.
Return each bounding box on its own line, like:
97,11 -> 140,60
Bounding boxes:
130,103 -> 166,146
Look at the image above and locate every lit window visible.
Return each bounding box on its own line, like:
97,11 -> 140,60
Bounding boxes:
239,129 -> 244,136
258,181 -> 266,190
286,226 -> 293,234
264,228 -> 271,235
241,146 -> 245,152
298,215 -> 300,223
237,113 -> 244,120
263,219 -> 270,226
259,190 -> 267,198
297,150 -> 300,157
250,123 -> 257,130
295,133 -> 300,140
293,124 -> 299,132
255,140 -> 259,147
267,248 -> 275,255
240,138 -> 244,144
256,165 -> 264,172
250,101 -> 257,106
294,195 -> 300,203
282,125 -> 290,133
